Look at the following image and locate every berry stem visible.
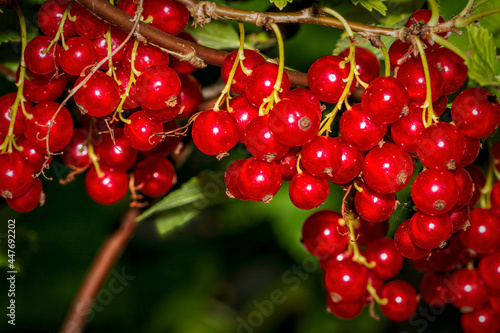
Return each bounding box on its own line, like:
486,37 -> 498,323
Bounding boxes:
431,35 -> 467,60
454,7 -> 500,27
427,0 -> 441,27
380,40 -> 391,77
414,37 -> 437,128
367,279 -> 388,305
263,22 -> 285,114
45,0 -> 72,52
458,0 -> 475,18
213,22 -> 246,112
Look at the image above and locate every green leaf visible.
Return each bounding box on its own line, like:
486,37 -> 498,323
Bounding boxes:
0,5 -> 41,45
137,171 -> 229,236
184,21 -> 240,50
351,0 -> 388,15
270,0 -> 292,10
465,25 -> 500,87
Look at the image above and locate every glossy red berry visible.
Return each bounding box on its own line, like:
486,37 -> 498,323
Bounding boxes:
24,36 -> 58,75
301,210 -> 349,260
457,137 -> 481,168
6,177 -> 43,213
451,88 -> 500,139
449,268 -> 488,312
284,88 -> 322,115
478,252 -> 500,292
92,27 -> 128,70
220,50 -> 266,95
237,158 -> 282,203
58,37 -> 97,76
0,152 -> 34,199
84,165 -> 129,205
0,93 -> 31,137
24,101 -> 73,154
324,260 -> 368,303
134,156 -> 176,197
176,74 -> 203,119
227,96 -> 258,142
243,114 -> 289,161
140,121 -> 181,158
459,208 -> 500,254
300,136 -> 341,177
289,171 -> 329,210
339,47 -> 380,83
390,103 -> 425,153
364,237 -> 404,280
388,40 -> 412,71
397,58 -> 443,103
411,169 -> 458,216
433,94 -> 448,117
307,55 -> 350,103
327,137 -> 364,185
428,47 -> 468,95
74,71 -> 120,118
16,137 -> 52,171
62,128 -> 94,169
416,122 -> 465,171
275,147 -> 300,181
114,66 -> 140,110
339,104 -> 387,151
192,109 -> 239,156
326,297 -> 365,320
244,62 -> 291,107
451,168 -> 474,209
268,98 -> 321,147
362,143 -> 414,194
37,0 -> 76,39
461,306 -> 500,333
354,181 -> 395,223
142,0 -> 190,36
135,65 -> 181,110
23,69 -> 67,103
70,2 -> 109,39
449,205 -> 470,233
361,76 -> 409,125
394,219 -> 431,259
95,128 -> 138,171
123,42 -> 170,74
124,111 -> 163,151
224,159 -> 248,200
379,281 -> 418,322
409,212 -> 452,249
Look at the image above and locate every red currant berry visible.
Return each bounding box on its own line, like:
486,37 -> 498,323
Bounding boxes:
388,40 -> 412,71
24,36 -> 58,75
361,76 -> 409,125
478,252 -> 500,292
339,47 -> 380,83
354,181 -> 395,223
405,9 -> 446,51
450,205 -> 470,233
85,165 -> 129,205
124,110 -> 162,151
70,2 -> 109,39
16,137 -> 52,171
457,137 -> 481,168
0,152 -> 34,199
38,0 -> 76,39
327,137 -> 364,185
433,94 -> 448,117
143,0 -> 189,36
23,69 -> 67,103
362,143 -> 414,194
307,55 -> 350,103
268,98 -> 321,147
411,169 -> 458,216
451,167 -> 474,209
243,114 -> 289,161
227,96 -> 258,142
224,159 -> 248,200
58,37 -> 97,76
62,128 -> 95,169
114,66 -> 140,110
135,65 -> 181,110
461,306 -> 500,333
0,93 -> 31,137
419,272 -> 450,307
449,268 -> 488,312
300,136 -> 341,177
244,62 -> 291,107
176,74 -> 203,119
192,109 -> 239,156
324,260 -> 368,303
95,128 -> 138,171
220,50 -> 266,95
451,88 -> 500,139
289,171 -> 329,210
326,297 -> 365,320
24,101 -> 73,154
6,177 -> 43,213
134,156 -> 176,197
397,58 -> 443,103
237,158 -> 282,203
428,47 -> 468,95
301,210 -> 349,260
74,71 -> 120,118
339,103 -> 387,151
92,27 -> 128,70
140,121 -> 181,158
123,42 -> 170,74
364,237 -> 404,280
409,212 -> 452,249
390,103 -> 425,153
394,219 -> 431,259
460,208 -> 500,254
284,88 -> 322,115
416,122 -> 465,171
380,281 -> 418,321
352,216 -> 389,247
275,147 -> 300,181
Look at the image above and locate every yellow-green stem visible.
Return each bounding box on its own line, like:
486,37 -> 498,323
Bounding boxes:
320,7 -> 354,37
380,40 -> 391,77
262,23 -> 285,115
346,214 -> 376,269
367,279 -> 388,305
415,37 -> 437,128
46,1 -> 72,52
458,0 -> 475,18
455,8 -> 500,27
431,35 -> 467,60
105,25 -> 115,75
214,22 -> 246,111
427,0 -> 440,27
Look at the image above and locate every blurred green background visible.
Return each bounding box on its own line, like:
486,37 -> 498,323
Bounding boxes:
1,0 -> 499,332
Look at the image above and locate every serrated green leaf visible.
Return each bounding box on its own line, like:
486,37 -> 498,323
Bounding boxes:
184,21 -> 240,50
270,0 -> 292,10
351,0 -> 388,15
465,25 -> 499,87
137,171 -> 229,236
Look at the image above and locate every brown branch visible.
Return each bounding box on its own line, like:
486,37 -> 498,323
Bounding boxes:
60,207 -> 140,333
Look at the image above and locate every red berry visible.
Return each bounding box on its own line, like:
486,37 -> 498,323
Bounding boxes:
301,210 -> 349,260
237,158 -> 282,203
451,167 -> 474,209
243,114 -> 289,161
224,159 -> 248,200
95,128 -> 138,171
142,0 -> 190,36
394,219 -> 431,259
23,69 -> 67,103
58,37 -> 97,76
16,137 -> 52,171
457,137 -> 481,168
449,205 -> 470,233
220,50 -> 266,95
339,47 -> 380,83
388,40 -> 412,71
339,104 -> 387,151
390,103 -> 425,153
244,62 -> 291,107
397,57 -> 443,103
364,237 -> 404,280
92,27 -> 128,70
73,71 -> 121,118
354,181 -> 395,223
478,252 -> 500,292
361,76 -> 409,125
275,147 -> 300,181
176,75 -> 203,119
62,128 -> 95,169
134,156 -> 176,197
461,306 -> 500,333
362,143 -> 414,194
124,111 -> 162,151
6,177 -> 43,213
84,165 -> 129,205
123,42 -> 170,74
409,212 -> 452,249
192,109 -> 240,156
300,136 -> 341,177
405,9 -> 446,51
327,137 -> 364,185
0,152 -> 34,199
324,260 -> 368,303
451,88 -> 500,139
428,47 -> 468,95
411,169 -> 458,216
24,36 -> 58,75
352,217 -> 389,247
71,2 -> 109,39
38,0 -> 76,39
227,96 -> 258,142
326,297 -> 365,319
380,281 -> 418,321
459,208 -> 500,254
307,55 -> 350,103
289,171 -> 329,210
419,272 -> 450,307
449,268 -> 488,312
135,65 -> 181,110
0,93 -> 31,137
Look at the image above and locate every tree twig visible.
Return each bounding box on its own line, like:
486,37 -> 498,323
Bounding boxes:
60,207 -> 140,333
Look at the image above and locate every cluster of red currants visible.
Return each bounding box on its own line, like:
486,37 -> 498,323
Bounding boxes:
0,0 -> 201,210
